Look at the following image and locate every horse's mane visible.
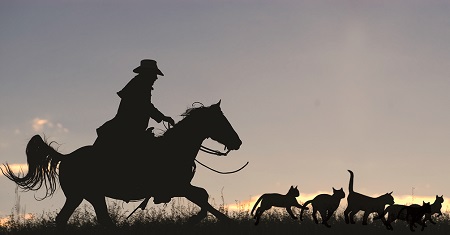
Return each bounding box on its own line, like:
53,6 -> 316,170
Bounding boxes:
157,103 -> 208,138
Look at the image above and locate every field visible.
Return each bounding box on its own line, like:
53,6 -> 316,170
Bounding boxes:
1,197 -> 450,235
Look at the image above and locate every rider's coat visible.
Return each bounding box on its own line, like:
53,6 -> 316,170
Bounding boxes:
96,74 -> 165,142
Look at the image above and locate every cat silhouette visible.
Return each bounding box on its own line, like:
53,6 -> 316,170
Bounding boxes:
344,170 -> 394,225
399,201 -> 432,232
384,195 -> 443,231
251,186 -> 306,225
300,187 -> 345,228
423,195 -> 444,227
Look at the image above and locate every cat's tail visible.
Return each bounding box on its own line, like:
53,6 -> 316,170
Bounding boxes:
250,195 -> 264,216
348,170 -> 354,193
300,199 -> 312,221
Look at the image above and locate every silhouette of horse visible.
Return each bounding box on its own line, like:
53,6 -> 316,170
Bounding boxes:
2,101 -> 242,228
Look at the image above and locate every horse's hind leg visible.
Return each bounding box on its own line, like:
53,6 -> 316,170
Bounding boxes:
55,196 -> 83,228
86,196 -> 114,227
185,185 -> 231,224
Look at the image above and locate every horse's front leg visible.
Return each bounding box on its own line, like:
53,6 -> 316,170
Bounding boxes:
184,184 -> 231,224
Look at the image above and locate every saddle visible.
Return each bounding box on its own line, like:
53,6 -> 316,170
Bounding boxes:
94,125 -> 156,156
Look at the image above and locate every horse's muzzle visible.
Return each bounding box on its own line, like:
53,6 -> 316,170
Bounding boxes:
228,139 -> 242,151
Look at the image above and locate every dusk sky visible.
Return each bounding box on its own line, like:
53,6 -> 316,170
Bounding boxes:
1,0 -> 450,219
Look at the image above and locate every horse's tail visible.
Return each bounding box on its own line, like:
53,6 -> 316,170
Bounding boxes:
251,195 -> 264,216
1,135 -> 63,200
300,199 -> 312,221
348,170 -> 354,193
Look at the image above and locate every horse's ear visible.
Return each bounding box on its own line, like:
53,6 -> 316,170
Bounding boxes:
211,100 -> 221,109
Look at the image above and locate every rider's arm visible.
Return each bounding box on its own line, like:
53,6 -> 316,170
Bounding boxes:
148,103 -> 165,123
149,103 -> 175,125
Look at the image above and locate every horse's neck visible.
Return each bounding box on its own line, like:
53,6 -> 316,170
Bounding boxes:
162,120 -> 208,155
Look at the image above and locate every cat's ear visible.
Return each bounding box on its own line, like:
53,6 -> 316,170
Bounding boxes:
295,186 -> 298,189
332,187 -> 336,190
389,191 -> 393,195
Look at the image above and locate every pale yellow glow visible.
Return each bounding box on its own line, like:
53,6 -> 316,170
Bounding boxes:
31,118 -> 69,133
0,164 -> 28,175
0,213 -> 33,226
32,118 -> 48,132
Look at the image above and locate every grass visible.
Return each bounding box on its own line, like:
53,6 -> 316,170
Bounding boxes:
1,197 -> 450,235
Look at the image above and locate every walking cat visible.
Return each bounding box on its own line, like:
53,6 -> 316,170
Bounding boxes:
299,187 -> 345,228
344,170 -> 394,225
399,201 -> 432,232
423,195 -> 444,226
383,195 -> 444,231
251,185 -> 306,225
383,204 -> 410,230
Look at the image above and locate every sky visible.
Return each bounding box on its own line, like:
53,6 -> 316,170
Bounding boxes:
1,0 -> 450,219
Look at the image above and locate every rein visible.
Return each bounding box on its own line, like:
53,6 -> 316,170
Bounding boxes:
163,117 -> 248,175
195,158 -> 249,175
196,146 -> 248,174
200,145 -> 230,156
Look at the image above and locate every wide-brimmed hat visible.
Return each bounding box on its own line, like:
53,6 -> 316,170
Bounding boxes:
133,59 -> 164,76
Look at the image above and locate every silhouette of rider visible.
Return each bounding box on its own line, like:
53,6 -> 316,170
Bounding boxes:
94,59 -> 175,152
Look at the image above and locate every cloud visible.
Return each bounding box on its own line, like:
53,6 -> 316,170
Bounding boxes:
32,118 -> 48,132
31,118 -> 69,133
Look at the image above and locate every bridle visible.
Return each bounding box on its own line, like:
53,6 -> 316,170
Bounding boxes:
200,145 -> 230,156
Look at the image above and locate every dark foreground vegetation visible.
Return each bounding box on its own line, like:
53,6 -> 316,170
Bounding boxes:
1,198 -> 450,235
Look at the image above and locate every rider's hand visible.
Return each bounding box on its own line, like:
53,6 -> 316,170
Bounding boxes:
164,116 -> 175,127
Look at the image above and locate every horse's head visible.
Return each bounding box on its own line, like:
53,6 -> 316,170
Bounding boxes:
181,100 -> 241,151
175,100 -> 242,152
203,100 -> 242,151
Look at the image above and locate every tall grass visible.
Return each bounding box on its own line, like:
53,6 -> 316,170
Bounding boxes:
1,196 -> 450,235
